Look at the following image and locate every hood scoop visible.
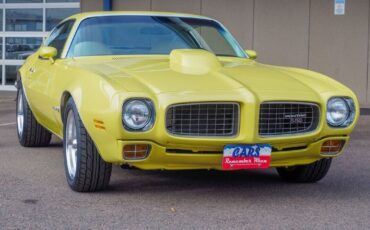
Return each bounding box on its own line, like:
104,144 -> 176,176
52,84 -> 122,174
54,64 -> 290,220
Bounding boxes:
169,49 -> 221,75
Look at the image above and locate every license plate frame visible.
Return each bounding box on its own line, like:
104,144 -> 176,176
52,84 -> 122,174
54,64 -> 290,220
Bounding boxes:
222,144 -> 272,170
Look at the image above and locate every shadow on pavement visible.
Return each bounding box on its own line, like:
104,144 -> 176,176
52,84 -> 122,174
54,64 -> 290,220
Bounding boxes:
104,166 -> 351,201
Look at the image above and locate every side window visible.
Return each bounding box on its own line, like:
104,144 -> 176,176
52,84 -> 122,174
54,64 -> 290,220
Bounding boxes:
45,20 -> 75,58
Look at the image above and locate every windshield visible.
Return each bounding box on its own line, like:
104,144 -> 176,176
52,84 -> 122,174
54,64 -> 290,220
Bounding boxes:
66,15 -> 246,58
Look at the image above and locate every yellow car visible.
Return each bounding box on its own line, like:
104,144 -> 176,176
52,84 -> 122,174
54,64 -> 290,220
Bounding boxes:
16,11 -> 359,192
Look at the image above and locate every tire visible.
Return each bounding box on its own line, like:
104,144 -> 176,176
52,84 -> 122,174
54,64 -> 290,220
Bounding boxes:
16,84 -> 52,147
276,158 -> 332,183
63,98 -> 112,192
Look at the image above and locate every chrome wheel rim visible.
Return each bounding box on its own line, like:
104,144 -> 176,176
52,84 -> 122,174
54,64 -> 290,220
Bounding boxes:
17,91 -> 24,137
65,111 -> 78,180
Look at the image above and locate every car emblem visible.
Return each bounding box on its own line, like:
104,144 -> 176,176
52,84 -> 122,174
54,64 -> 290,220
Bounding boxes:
284,114 -> 306,123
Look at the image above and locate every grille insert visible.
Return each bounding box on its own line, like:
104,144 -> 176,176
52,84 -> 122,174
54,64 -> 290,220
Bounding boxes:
259,102 -> 320,136
166,103 -> 239,137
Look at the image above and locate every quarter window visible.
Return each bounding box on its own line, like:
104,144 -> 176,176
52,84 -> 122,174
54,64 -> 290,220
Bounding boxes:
45,20 -> 75,58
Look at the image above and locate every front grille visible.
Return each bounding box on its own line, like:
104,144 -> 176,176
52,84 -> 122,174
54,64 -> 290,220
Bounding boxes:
166,103 -> 239,137
259,102 -> 320,136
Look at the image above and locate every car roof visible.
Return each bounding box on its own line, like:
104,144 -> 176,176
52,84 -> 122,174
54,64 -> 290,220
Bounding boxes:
64,11 -> 214,22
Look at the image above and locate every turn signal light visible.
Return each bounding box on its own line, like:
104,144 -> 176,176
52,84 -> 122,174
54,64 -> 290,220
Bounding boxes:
123,144 -> 151,160
93,119 -> 105,130
321,140 -> 345,155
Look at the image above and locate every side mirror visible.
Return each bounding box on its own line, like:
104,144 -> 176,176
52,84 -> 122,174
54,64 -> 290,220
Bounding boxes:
39,46 -> 57,63
245,50 -> 257,60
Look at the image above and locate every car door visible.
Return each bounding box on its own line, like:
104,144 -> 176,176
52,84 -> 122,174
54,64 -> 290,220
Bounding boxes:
25,20 -> 75,133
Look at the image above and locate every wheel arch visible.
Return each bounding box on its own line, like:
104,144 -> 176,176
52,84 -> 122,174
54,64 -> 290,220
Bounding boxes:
60,91 -> 72,122
16,70 -> 32,113
57,70 -> 125,163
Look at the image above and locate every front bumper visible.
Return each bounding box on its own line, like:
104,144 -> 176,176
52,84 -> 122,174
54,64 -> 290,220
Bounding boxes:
114,136 -> 349,170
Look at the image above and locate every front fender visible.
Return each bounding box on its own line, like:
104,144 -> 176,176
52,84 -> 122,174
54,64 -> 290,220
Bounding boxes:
59,67 -> 133,162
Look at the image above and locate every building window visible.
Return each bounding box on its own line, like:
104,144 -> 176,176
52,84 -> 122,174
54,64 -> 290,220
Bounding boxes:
0,38 -> 3,59
0,1 -> 80,90
0,66 -> 2,86
6,37 -> 43,60
6,9 -> 43,31
46,0 -> 79,2
0,10 -> 3,31
6,0 -> 43,3
5,66 -> 20,86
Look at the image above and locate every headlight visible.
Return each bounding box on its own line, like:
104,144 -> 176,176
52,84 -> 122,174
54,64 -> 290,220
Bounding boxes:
122,99 -> 155,131
326,97 -> 355,127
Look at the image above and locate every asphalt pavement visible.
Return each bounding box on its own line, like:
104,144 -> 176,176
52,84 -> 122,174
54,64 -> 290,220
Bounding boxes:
1,91 -> 370,229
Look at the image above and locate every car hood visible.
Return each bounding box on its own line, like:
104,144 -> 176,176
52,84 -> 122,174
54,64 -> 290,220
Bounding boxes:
72,56 -> 347,101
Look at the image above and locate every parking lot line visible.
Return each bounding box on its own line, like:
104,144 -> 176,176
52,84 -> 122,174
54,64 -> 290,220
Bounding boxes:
0,122 -> 16,127
0,98 -> 16,102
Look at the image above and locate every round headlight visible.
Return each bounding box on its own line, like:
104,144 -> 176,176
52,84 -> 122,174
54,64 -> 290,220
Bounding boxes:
122,100 -> 154,131
327,98 -> 349,126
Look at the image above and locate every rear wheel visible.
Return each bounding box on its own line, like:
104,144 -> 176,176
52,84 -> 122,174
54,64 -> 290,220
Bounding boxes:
276,158 -> 332,183
16,84 -> 52,147
63,98 -> 112,192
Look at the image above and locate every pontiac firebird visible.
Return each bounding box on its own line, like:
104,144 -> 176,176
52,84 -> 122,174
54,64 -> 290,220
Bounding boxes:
16,12 -> 359,192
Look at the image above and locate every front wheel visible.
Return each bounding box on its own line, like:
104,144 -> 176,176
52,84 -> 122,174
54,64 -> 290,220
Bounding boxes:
63,98 -> 112,192
276,158 -> 332,183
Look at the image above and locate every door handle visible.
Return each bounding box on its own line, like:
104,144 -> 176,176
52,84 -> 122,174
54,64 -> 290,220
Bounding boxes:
29,67 -> 35,74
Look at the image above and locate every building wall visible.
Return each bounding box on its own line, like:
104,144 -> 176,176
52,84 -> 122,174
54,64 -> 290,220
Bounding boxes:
253,0 -> 310,68
309,0 -> 369,107
81,0 -> 102,12
82,0 -> 370,107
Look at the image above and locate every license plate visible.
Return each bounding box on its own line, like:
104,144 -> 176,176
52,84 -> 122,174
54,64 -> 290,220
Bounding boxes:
222,144 -> 272,170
